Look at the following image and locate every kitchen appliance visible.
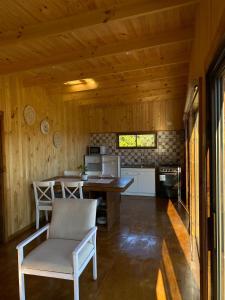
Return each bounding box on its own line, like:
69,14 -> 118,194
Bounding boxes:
158,166 -> 181,200
87,146 -> 107,155
102,155 -> 120,177
84,155 -> 120,177
84,155 -> 102,175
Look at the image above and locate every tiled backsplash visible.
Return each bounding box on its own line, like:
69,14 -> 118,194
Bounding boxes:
89,131 -> 185,167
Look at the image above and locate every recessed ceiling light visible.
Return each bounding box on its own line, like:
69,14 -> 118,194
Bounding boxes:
64,79 -> 84,85
63,78 -> 98,91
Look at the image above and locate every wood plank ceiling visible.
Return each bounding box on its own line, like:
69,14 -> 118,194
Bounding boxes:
0,0 -> 198,106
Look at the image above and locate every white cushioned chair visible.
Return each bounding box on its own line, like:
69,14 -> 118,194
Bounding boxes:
17,198 -> 98,300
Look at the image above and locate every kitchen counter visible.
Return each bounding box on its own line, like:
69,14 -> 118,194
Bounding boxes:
121,167 -> 155,196
121,164 -> 156,169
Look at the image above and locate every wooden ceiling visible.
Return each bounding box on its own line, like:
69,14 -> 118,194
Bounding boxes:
0,0 -> 199,106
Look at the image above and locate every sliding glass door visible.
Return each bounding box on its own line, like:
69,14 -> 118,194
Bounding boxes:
208,49 -> 225,299
193,109 -> 200,254
186,89 -> 200,257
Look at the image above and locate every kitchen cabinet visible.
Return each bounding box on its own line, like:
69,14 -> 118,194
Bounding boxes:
121,168 -> 155,196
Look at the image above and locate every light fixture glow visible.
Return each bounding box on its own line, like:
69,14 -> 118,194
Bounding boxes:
63,78 -> 98,92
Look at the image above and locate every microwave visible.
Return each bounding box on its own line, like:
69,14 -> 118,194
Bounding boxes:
87,146 -> 107,155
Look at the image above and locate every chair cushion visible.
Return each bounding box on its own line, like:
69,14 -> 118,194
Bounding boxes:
49,199 -> 97,240
22,239 -> 94,274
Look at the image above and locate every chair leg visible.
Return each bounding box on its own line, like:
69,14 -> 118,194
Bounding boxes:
73,275 -> 79,300
18,270 -> 25,300
36,209 -> 39,229
45,210 -> 48,222
93,252 -> 97,280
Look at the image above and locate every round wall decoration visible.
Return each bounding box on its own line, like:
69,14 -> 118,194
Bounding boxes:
40,119 -> 49,135
23,105 -> 36,125
53,131 -> 63,148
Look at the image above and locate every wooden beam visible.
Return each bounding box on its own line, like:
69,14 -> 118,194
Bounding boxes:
63,85 -> 187,104
0,0 -> 198,49
55,76 -> 187,98
2,27 -> 194,75
64,91 -> 186,106
23,57 -> 189,87
49,71 -> 188,94
80,97 -> 185,108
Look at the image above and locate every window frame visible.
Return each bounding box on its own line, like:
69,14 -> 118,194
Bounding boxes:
117,132 -> 157,149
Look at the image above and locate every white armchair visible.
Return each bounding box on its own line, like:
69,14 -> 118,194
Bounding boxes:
17,198 -> 98,300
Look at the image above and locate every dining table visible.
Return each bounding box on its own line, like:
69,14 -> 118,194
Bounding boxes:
43,176 -> 134,231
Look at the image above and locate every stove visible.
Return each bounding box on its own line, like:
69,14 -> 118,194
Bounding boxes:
158,165 -> 181,200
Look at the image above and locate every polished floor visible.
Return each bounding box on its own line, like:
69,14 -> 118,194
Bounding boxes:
0,196 -> 199,299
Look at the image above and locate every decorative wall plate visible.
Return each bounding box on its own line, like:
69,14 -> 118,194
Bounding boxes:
53,131 -> 62,148
40,119 -> 49,135
23,105 -> 36,125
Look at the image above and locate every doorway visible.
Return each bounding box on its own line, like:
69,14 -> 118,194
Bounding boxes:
0,112 -> 5,243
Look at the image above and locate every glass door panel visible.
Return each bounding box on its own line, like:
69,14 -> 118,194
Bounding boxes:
210,71 -> 225,300
188,90 -> 200,258
194,111 -> 200,254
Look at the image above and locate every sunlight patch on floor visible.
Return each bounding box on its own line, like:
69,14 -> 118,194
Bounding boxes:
156,268 -> 167,300
166,200 -> 200,288
162,240 -> 182,300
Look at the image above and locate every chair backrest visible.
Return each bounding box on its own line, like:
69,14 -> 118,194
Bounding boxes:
64,170 -> 80,176
61,181 -> 84,199
33,181 -> 55,206
49,198 -> 97,240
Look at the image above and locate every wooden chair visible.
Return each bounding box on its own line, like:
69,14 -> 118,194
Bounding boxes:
17,198 -> 98,300
33,181 -> 55,229
61,181 -> 84,199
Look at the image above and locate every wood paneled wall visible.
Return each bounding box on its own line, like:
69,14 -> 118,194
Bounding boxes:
185,0 -> 225,111
82,98 -> 185,133
184,1 -> 225,298
0,75 -> 88,239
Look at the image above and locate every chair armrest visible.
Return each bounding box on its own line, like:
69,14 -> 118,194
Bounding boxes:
73,226 -> 97,256
16,224 -> 49,250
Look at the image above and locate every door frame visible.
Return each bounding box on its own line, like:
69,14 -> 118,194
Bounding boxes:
206,42 -> 225,300
0,111 -> 6,243
185,78 -> 207,298
197,77 -> 210,300
191,101 -> 200,257
184,116 -> 190,212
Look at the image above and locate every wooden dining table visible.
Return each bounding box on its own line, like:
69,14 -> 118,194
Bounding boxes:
44,176 -> 134,230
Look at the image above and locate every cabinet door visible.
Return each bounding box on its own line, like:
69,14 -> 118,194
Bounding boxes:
138,170 -> 155,195
121,169 -> 139,194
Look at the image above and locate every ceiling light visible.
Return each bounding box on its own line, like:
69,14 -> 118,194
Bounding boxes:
64,79 -> 84,86
63,78 -> 98,92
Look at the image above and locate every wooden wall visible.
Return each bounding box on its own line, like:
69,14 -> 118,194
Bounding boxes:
0,75 -> 88,239
185,0 -> 225,111
184,1 -> 225,298
82,98 -> 185,133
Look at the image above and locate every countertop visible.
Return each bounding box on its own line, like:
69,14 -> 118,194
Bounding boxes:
121,165 -> 156,169
44,175 -> 134,193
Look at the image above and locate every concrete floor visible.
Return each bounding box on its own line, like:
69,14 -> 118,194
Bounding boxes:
0,196 -> 200,299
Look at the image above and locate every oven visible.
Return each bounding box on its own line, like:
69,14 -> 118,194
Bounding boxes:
158,166 -> 181,200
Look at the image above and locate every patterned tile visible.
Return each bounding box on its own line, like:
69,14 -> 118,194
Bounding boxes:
89,131 -> 185,167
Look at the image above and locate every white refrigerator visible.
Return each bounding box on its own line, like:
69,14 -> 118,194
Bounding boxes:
102,155 -> 120,177
84,155 -> 120,177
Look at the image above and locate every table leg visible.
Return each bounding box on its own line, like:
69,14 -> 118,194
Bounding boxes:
106,192 -> 121,230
